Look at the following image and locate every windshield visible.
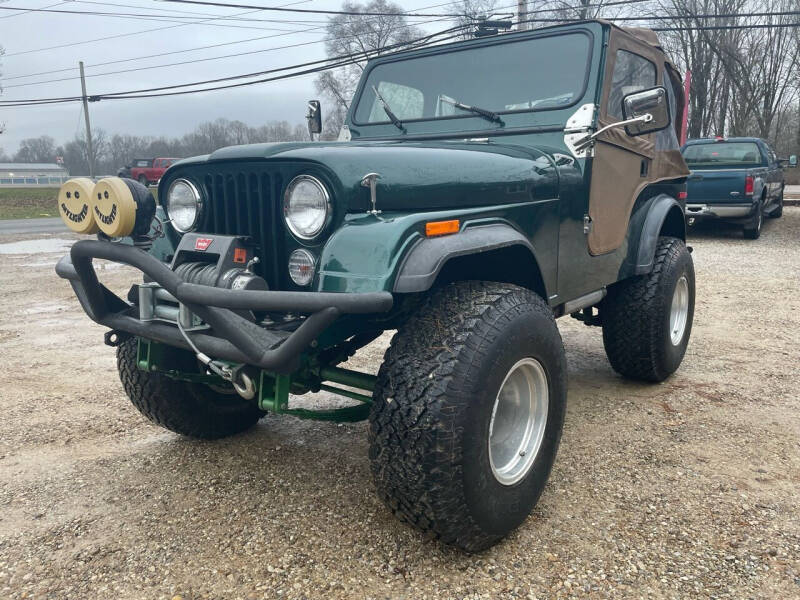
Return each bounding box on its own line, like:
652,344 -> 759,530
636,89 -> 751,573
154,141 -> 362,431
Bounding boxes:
352,32 -> 591,127
682,142 -> 763,167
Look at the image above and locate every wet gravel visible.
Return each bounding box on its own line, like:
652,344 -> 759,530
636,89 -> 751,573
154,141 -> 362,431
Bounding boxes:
1,209 -> 799,599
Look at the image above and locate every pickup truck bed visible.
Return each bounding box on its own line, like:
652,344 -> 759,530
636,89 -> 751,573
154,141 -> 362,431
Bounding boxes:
681,138 -> 787,237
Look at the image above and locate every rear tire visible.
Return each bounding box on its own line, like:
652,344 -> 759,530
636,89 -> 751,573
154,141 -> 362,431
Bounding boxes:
769,189 -> 783,218
117,338 -> 264,439
601,236 -> 695,382
138,175 -> 148,187
743,198 -> 763,239
369,282 -> 567,552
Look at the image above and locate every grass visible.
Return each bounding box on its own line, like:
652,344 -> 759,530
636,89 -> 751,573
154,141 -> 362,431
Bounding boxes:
0,187 -> 60,220
0,185 -> 160,220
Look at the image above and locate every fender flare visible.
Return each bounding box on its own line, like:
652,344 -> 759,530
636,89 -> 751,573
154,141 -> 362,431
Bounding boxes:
393,224 -> 538,293
630,193 -> 686,276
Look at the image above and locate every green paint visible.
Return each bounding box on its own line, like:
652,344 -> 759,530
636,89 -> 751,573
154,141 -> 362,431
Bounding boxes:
319,366 -> 377,392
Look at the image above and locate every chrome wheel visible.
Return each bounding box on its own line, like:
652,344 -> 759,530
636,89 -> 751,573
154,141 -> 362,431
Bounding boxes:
489,358 -> 549,486
669,275 -> 689,345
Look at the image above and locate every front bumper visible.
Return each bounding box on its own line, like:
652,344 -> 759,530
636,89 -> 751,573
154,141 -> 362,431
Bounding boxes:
685,202 -> 755,219
56,240 -> 393,373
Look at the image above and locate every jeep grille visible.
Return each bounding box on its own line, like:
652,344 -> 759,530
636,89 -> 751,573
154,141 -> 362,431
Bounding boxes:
200,170 -> 284,288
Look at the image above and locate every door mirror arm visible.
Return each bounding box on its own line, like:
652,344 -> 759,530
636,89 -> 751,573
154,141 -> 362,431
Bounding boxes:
574,114 -> 653,152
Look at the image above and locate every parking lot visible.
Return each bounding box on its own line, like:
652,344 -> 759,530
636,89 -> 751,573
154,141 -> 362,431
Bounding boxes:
1,209 -> 799,599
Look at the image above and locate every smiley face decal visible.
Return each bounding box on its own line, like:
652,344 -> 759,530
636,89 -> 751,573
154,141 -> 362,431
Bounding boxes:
57,178 -> 99,234
91,178 -> 137,238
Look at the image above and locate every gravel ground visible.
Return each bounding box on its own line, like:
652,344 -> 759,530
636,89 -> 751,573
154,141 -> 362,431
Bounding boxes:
1,210 -> 799,599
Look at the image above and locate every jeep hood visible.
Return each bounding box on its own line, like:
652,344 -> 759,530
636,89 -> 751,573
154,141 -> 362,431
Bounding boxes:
191,141 -> 561,211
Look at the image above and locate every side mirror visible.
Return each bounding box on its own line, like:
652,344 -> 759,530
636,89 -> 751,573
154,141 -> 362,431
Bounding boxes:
306,100 -> 322,138
622,86 -> 670,136
789,155 -> 798,168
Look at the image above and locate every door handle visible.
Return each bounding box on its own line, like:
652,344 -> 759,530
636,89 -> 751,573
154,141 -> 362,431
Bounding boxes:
688,175 -> 703,181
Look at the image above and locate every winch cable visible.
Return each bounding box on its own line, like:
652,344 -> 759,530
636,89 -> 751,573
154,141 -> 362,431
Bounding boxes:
175,310 -> 233,381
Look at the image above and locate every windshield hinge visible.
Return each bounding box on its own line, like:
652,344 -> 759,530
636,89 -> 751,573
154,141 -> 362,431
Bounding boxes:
564,103 -> 596,159
583,214 -> 593,234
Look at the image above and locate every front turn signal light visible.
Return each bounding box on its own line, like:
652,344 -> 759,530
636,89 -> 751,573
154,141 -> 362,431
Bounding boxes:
425,219 -> 460,237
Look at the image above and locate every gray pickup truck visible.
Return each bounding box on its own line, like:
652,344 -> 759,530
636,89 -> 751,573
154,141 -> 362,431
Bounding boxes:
681,137 -> 797,239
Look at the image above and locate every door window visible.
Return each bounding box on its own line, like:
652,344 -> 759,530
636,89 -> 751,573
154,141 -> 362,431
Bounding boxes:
607,50 -> 656,119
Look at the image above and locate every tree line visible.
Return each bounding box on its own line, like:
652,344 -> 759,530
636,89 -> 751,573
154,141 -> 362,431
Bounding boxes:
0,118 -> 307,176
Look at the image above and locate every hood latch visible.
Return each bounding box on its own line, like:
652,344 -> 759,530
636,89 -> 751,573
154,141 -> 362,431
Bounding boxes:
361,172 -> 382,215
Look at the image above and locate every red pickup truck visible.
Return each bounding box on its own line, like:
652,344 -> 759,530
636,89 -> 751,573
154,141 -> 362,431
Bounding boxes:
129,158 -> 178,186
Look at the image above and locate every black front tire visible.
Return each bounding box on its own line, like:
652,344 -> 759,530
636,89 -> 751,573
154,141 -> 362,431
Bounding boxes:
369,282 -> 567,552
601,236 -> 695,382
117,338 -> 264,439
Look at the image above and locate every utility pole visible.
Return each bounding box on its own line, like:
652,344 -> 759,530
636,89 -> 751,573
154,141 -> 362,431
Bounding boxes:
79,61 -> 95,178
517,0 -> 527,30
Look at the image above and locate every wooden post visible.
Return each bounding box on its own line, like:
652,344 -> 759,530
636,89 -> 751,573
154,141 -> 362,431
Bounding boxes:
79,61 -> 95,178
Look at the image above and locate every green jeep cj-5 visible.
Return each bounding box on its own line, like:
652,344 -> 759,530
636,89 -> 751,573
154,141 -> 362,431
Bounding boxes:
56,21 -> 694,551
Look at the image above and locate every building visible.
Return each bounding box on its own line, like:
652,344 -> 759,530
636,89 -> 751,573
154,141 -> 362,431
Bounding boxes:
0,162 -> 70,185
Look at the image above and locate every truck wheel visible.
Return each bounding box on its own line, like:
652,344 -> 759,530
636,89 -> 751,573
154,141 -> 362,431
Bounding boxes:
117,338 -> 264,439
369,282 -> 567,552
138,175 -> 148,187
769,189 -> 783,218
601,236 -> 694,382
743,198 -> 763,239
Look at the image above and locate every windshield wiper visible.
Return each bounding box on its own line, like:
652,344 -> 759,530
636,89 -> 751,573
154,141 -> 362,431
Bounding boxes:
439,95 -> 504,125
372,85 -> 406,133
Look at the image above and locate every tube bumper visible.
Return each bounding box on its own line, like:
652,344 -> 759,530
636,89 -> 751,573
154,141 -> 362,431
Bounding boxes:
56,240 -> 393,373
685,202 -> 755,219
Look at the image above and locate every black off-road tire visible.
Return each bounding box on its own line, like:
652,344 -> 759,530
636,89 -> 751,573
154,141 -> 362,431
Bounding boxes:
138,174 -> 149,187
743,198 -> 763,239
117,338 -> 264,439
369,282 -> 567,552
601,236 -> 695,382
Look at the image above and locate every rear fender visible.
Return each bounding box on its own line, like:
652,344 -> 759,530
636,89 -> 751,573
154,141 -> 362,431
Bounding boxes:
622,193 -> 685,277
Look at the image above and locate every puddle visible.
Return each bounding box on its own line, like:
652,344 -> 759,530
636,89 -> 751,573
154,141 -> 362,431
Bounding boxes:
0,238 -> 74,255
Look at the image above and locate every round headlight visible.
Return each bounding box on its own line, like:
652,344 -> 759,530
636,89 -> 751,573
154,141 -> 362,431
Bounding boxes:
283,175 -> 331,240
166,179 -> 201,233
288,248 -> 316,286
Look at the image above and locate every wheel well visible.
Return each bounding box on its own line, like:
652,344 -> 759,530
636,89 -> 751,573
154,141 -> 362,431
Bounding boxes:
433,245 -> 547,298
660,204 -> 686,240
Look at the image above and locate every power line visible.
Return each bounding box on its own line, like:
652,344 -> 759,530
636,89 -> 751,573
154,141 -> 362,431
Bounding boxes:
2,13 -> 456,89
0,0 -> 65,19
1,0 -> 311,57
0,1 -> 463,19
0,0 -> 455,68
0,24 -> 470,107
73,0 -> 323,23
0,5 -> 332,32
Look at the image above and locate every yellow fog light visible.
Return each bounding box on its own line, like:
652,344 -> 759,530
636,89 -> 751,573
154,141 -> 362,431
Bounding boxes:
91,177 -> 138,238
58,178 -> 99,234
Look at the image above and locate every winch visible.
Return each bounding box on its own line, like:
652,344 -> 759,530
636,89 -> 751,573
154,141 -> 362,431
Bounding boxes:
139,233 -> 267,330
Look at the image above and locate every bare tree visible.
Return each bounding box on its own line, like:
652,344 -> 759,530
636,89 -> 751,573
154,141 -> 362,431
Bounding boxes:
0,44 -> 5,134
314,0 -> 422,138
13,135 -> 58,163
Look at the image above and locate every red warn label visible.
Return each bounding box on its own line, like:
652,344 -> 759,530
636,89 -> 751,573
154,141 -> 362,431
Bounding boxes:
194,237 -> 213,251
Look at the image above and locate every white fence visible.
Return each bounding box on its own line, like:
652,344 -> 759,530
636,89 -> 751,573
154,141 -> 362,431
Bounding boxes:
0,176 -> 73,186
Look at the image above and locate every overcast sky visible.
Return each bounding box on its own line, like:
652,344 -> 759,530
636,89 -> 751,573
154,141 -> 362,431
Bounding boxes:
0,0 -> 451,155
